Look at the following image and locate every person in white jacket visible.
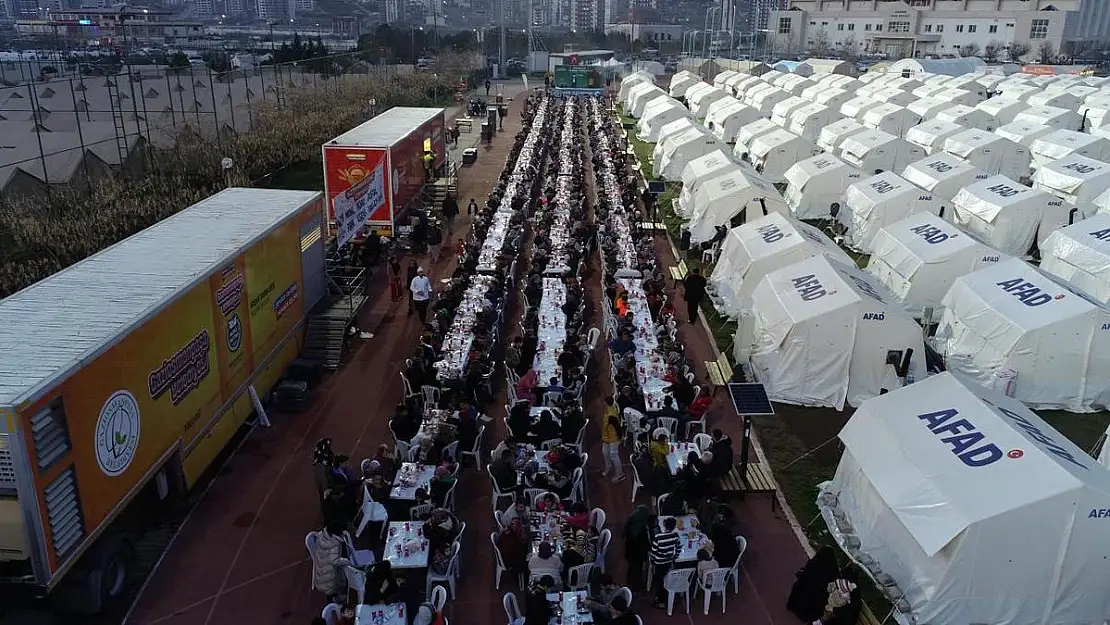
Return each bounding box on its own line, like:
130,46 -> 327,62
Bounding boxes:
311,525 -> 350,600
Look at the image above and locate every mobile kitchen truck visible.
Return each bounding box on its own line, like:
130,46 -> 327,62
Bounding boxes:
322,106 -> 447,237
0,188 -> 326,612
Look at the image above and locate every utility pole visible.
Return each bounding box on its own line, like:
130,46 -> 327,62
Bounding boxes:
499,0 -> 506,78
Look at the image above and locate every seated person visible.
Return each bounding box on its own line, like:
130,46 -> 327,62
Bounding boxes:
496,517 -> 531,576
586,574 -> 623,622
649,432 -> 670,469
534,492 -> 563,513
608,331 -> 637,357
524,582 -> 555,624
429,464 -> 457,508
528,542 -> 563,580
696,548 -> 720,584
534,468 -> 572,500
507,401 -> 533,440
363,561 -> 399,605
607,596 -> 638,625
564,502 -> 590,531
527,410 -> 562,445
490,449 -> 520,493
560,408 -> 586,444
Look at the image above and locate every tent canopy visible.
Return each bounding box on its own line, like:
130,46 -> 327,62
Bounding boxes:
906,120 -> 965,154
975,97 -> 1026,125
676,150 -> 740,216
770,96 -> 810,127
1033,154 -> 1110,216
778,73 -> 815,96
750,129 -> 821,182
789,102 -> 842,142
933,88 -> 984,107
842,171 -> 941,252
1032,129 -> 1110,167
713,69 -> 740,87
784,153 -> 864,220
823,371 -> 1110,625
734,118 -> 781,159
690,86 -> 729,118
890,58 -> 986,77
668,72 -> 702,99
1039,213 -> 1110,304
618,71 -> 654,102
950,174 -> 1070,256
934,258 -> 1110,411
840,95 -> 884,121
866,212 -> 1004,313
818,118 -> 867,153
799,58 -> 855,76
935,104 -> 996,131
637,98 -> 689,141
861,103 -> 921,138
684,82 -> 715,107
995,121 -> 1055,148
942,130 -> 1031,181
901,153 -> 989,202
687,168 -> 788,243
711,103 -> 762,144
841,129 -> 925,174
1013,105 -> 1082,131
872,87 -> 918,107
773,60 -> 804,74
629,84 -> 668,117
654,126 -> 721,180
906,97 -> 949,120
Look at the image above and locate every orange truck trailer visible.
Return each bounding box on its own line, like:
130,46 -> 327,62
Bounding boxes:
323,106 -> 447,237
0,188 -> 327,612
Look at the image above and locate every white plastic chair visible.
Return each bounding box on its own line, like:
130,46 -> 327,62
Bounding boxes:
355,486 -> 389,539
657,417 -> 678,439
494,509 -> 507,531
341,531 -> 375,568
422,385 -> 442,406
430,585 -> 448,611
503,592 -> 523,625
460,425 -> 486,470
655,493 -> 671,516
589,508 -> 607,534
490,531 -> 511,589
540,438 -> 562,451
686,415 -> 708,438
569,467 -> 586,505
321,603 -> 341,625
663,567 -> 696,615
629,458 -> 644,503
524,488 -> 548,507
652,426 -> 670,441
727,535 -> 748,593
489,468 -> 515,510
426,540 -> 462,597
693,433 -> 714,452
395,440 -> 411,464
344,565 -> 367,604
444,481 -> 459,512
410,503 -> 433,520
543,392 -> 562,407
594,528 -> 612,572
442,440 -> 460,462
305,531 -> 320,589
587,326 -> 601,351
618,586 -> 633,608
568,563 -> 594,590
531,490 -> 561,508
697,567 -> 730,614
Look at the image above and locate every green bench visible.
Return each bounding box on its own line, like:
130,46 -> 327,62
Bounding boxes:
719,462 -> 778,512
669,259 -> 688,287
704,352 -> 733,394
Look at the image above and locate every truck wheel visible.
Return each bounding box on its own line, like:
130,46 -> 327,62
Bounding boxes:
53,535 -> 132,614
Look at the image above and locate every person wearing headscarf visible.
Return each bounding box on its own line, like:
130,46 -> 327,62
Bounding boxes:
623,505 -> 652,589
787,546 -> 841,623
497,517 -> 531,576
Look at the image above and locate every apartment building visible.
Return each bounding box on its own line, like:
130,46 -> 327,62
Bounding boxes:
15,7 -> 203,46
769,0 -> 1105,60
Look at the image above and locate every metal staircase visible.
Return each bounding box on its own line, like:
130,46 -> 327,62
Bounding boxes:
303,250 -> 368,370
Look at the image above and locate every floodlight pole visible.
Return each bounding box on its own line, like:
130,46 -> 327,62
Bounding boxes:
739,414 -> 753,484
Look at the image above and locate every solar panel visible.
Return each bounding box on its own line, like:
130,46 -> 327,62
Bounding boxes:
727,383 -> 775,416
648,181 -> 667,194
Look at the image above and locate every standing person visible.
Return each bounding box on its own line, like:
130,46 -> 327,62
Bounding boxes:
650,516 -> 680,609
422,149 -> 436,182
406,259 -> 419,315
498,105 -> 506,130
600,396 -> 626,482
641,187 -> 656,223
428,224 -> 443,264
787,546 -> 841,624
441,193 -> 459,234
388,256 -> 404,302
484,79 -> 491,96
682,267 -> 708,325
623,505 -> 652,590
410,267 -> 432,324
467,197 -> 478,216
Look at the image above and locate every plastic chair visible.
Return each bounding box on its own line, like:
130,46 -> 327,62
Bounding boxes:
422,385 -> 442,406
410,503 -> 433,520
503,592 -> 523,625
489,468 -> 515,510
543,392 -> 562,407
655,493 -> 671,516
663,567 -> 696,615
341,531 -> 375,568
531,490 -> 560,508
569,467 -> 586,505
426,540 -> 462,597
344,565 -> 367,605
652,426 -> 671,441
618,587 -> 633,608
589,508 -> 607,534
442,441 -> 460,463
686,415 -> 708,438
540,438 -> 562,451
355,485 -> 389,539
629,458 -> 644,503
697,567 -> 731,614
460,425 -> 486,470
595,528 -> 612,572
587,326 -> 601,351
567,563 -> 594,590
490,532 -> 511,589
321,603 -> 341,625
693,433 -> 714,452
493,509 -> 507,531
430,585 -> 448,611
657,417 -> 678,439
727,535 -> 749,593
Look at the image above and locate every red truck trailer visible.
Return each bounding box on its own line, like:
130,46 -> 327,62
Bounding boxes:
322,106 -> 447,237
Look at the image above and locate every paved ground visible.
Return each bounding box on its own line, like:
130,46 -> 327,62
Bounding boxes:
123,82 -> 810,625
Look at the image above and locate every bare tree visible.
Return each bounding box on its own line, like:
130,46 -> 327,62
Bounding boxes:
841,35 -> 858,61
1008,42 -> 1031,62
959,43 -> 981,58
811,29 -> 831,58
1038,40 -> 1057,64
982,41 -> 1003,63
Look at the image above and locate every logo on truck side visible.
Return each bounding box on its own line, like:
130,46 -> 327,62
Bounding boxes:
95,390 -> 141,477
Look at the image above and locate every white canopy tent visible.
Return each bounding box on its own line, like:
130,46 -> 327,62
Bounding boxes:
733,118 -> 782,161
906,120 -> 965,154
974,97 -> 1027,126
784,153 -> 864,220
866,212 -> 1005,314
749,86 -> 792,115
822,74 -> 860,91
934,258 -> 1110,411
799,58 -> 856,76
1039,214 -> 1110,305
637,98 -> 691,142
740,80 -> 776,102
995,121 -> 1055,148
675,150 -> 740,218
652,117 -> 697,153
789,103 -> 843,142
901,153 -> 989,206
713,69 -> 740,89
871,87 -> 919,107
710,102 -> 763,144
1033,155 -> 1110,217
817,118 -> 867,154
841,129 -> 927,175
703,96 -> 743,132
618,71 -> 654,103
943,75 -> 989,99
819,372 -> 1110,625
668,71 -> 701,99
942,130 -> 1032,181
934,104 -> 997,131
996,82 -> 1043,102
911,84 -> 949,100
778,73 -> 815,96
861,104 -> 922,138
629,84 -> 669,118
739,255 -> 926,410
750,129 -> 822,183
1013,106 -> 1082,131
841,171 -> 943,253
686,169 -> 789,244
724,73 -> 759,97
906,97 -> 949,121
840,96 -> 885,121
932,88 -> 985,107
690,86 -> 729,119
812,87 -> 857,111
1026,90 -> 1083,111
1031,129 -> 1110,168
683,82 -> 715,109
949,175 -> 1074,256
654,126 -> 723,180
770,96 -> 811,128
889,57 -> 986,76
709,212 -> 853,318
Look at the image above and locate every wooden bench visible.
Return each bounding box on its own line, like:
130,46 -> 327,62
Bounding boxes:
638,222 -> 667,232
704,352 -> 733,394
857,605 -> 886,625
669,259 -> 688,286
719,462 -> 778,512
455,118 -> 473,132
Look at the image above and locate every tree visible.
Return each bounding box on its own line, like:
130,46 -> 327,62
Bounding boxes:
811,29 -> 831,57
1008,42 -> 1031,62
1038,40 -> 1056,64
168,51 -> 190,69
959,42 -> 980,58
840,36 -> 858,61
982,41 -> 1003,63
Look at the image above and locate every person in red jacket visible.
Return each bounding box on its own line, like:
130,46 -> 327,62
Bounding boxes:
687,387 -> 713,422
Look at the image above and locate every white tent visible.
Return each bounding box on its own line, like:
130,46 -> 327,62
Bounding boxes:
686,169 -> 789,243
733,118 -> 782,161
683,82 -> 714,109
629,84 -> 668,118
713,69 -> 740,89
652,117 -> 697,154
860,104 -> 922,138
724,73 -> 758,97
709,212 -> 853,318
934,258 -> 1110,411
901,153 -> 990,206
820,74 -> 860,91
1031,129 -> 1110,168
906,120 -> 965,155
654,126 -> 723,180
748,86 -> 792,115
739,255 -> 926,409
789,103 -> 843,142
866,213 -> 1005,314
867,87 -> 916,107
784,153 -> 864,220
817,118 -> 867,154
1013,105 -> 1082,131
819,372 -> 1110,625
840,95 -> 885,121
637,98 -> 691,142
934,104 -> 997,132
906,97 -> 949,121
841,129 -> 927,175
812,87 -> 856,111
996,82 -> 1043,102
799,58 -> 856,77
995,121 -> 1055,148
703,96 -> 743,133
976,72 -> 1013,92
675,150 -> 740,217
618,71 -> 654,103
750,129 -> 822,183
942,130 -> 1032,181
710,102 -> 762,144
1026,90 -> 1083,111
949,175 -> 1074,256
668,71 -> 701,99
770,95 -> 811,128
1033,155 -> 1110,217
778,73 -> 815,96
912,84 -> 949,100
1040,214 -> 1110,305
889,57 -> 986,76
690,86 -> 729,119
842,171 -> 943,253
943,75 -> 989,99
1081,105 -> 1110,131
974,97 -> 1026,126
932,88 -> 985,107
740,80 -> 776,102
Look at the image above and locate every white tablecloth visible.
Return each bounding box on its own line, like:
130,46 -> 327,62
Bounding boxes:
666,442 -> 701,475
435,274 -> 497,379
657,514 -> 709,564
590,99 -> 639,273
356,603 -> 407,625
617,278 -> 671,411
533,278 -> 567,383
546,100 -> 579,274
384,521 -> 430,569
390,462 -> 436,500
